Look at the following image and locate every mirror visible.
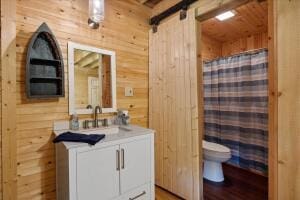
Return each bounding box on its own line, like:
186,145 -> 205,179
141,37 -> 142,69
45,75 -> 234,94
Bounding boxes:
68,42 -> 116,115
74,50 -> 111,109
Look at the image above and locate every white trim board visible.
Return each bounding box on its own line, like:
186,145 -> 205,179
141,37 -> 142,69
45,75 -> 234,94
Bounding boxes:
68,41 -> 117,115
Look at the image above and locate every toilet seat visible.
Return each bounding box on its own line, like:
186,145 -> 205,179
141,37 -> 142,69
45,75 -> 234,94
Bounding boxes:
203,140 -> 231,162
203,140 -> 230,153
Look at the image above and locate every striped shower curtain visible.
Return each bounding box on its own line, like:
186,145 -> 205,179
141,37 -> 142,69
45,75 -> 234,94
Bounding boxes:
203,49 -> 268,175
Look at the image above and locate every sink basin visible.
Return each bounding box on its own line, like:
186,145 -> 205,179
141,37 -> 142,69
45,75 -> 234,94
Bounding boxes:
54,124 -> 134,138
119,126 -> 132,132
79,125 -> 119,135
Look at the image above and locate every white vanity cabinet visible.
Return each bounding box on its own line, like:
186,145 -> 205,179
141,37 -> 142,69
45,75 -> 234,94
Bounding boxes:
55,125 -> 154,200
76,145 -> 120,200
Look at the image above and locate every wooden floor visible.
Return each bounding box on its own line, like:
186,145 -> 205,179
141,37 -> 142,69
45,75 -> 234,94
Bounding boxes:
155,164 -> 268,200
204,164 -> 268,200
155,186 -> 183,200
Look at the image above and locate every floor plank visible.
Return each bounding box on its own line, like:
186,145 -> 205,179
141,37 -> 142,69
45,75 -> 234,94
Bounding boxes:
155,186 -> 183,200
155,164 -> 268,200
203,164 -> 268,200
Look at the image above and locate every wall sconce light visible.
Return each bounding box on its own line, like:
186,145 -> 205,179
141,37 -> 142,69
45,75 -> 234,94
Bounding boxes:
88,0 -> 105,29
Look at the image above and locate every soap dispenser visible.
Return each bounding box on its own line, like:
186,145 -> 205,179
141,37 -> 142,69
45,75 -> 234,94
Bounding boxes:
70,113 -> 79,130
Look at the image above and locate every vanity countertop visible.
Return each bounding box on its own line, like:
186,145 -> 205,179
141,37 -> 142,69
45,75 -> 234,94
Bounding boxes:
53,125 -> 154,150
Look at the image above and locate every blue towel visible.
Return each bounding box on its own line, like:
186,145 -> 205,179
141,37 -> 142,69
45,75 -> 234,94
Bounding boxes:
53,132 -> 105,145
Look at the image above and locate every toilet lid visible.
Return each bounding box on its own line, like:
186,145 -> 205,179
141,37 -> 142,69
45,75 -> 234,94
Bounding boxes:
203,140 -> 230,153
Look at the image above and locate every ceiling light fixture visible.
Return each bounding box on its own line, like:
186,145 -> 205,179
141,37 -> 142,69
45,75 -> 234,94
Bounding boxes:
215,11 -> 235,21
88,0 -> 105,29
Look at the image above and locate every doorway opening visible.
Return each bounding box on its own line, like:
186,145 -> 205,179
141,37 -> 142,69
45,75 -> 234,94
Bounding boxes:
197,1 -> 271,199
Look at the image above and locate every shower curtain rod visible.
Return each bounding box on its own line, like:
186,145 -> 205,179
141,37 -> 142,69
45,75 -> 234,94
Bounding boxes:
203,47 -> 268,63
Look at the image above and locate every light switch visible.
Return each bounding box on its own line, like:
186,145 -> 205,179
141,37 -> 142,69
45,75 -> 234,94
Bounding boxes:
125,87 -> 134,97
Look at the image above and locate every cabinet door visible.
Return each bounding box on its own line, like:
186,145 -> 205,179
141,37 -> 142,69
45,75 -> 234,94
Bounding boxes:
77,145 -> 120,200
120,138 -> 151,194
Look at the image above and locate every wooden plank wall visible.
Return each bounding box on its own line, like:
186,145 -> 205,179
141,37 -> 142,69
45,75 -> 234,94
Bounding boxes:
151,0 -> 241,17
201,33 -> 222,61
221,32 -> 268,57
1,0 -> 17,199
201,32 -> 268,61
149,9 -> 200,200
277,0 -> 300,199
102,55 -> 112,107
151,0 -> 181,16
268,0 -> 277,199
0,5 -> 1,192
16,0 -> 150,199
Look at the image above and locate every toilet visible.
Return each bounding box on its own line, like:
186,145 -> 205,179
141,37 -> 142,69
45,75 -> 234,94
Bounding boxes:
203,140 -> 231,182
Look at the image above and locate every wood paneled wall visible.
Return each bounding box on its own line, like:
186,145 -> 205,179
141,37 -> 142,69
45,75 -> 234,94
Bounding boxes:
151,0 -> 181,16
201,32 -> 268,61
1,0 -> 17,199
16,0 -> 150,199
201,33 -> 222,61
102,55 -> 112,107
149,10 -> 200,200
277,0 -> 300,199
221,32 -> 268,57
268,1 -> 277,199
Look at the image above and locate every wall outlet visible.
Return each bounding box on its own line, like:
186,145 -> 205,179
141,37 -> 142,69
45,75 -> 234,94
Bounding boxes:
125,87 -> 134,97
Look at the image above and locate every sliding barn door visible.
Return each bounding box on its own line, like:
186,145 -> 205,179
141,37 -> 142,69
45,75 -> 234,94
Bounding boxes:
149,10 -> 201,200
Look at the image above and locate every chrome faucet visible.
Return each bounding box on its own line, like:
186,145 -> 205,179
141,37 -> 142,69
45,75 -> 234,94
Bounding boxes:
83,106 -> 109,129
94,106 -> 102,128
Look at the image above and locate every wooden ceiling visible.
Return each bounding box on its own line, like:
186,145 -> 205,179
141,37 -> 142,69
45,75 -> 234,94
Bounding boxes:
74,49 -> 100,69
139,0 -> 163,8
201,1 -> 268,42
